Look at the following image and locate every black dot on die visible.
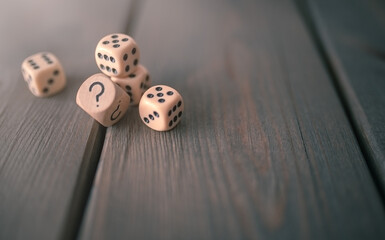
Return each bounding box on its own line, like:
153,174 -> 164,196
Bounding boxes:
111,35 -> 118,38
147,94 -> 154,98
43,88 -> 48,93
47,61 -> 53,64
146,75 -> 150,81
112,68 -> 117,74
28,59 -> 33,63
158,98 -> 165,103
126,85 -> 131,91
154,111 -> 159,117
48,79 -> 54,84
100,64 -> 105,70
169,120 -> 173,127
174,116 -> 178,122
112,40 -> 119,43
123,54 -> 128,61
127,92 -> 132,97
104,55 -> 108,60
33,66 -> 39,69
133,59 -> 138,66
149,114 -> 154,120
106,66 -> 111,72
113,44 -> 120,48
167,91 -> 174,95
140,83 -> 144,89
173,105 -> 177,112
103,41 -> 109,44
129,74 -> 136,78
157,93 -> 163,97
125,65 -> 130,72
122,38 -> 129,42
144,117 -> 149,123
98,53 -> 103,59
132,48 -> 136,54
168,110 -> 172,116
53,70 -> 59,75
155,87 -> 162,91
110,57 -> 115,62
178,111 -> 182,117
178,101 -> 182,107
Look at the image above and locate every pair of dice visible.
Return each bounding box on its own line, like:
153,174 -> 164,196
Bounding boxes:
95,33 -> 151,106
76,33 -> 184,131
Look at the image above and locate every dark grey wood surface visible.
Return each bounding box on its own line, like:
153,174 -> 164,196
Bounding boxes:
0,0 -> 132,239
79,0 -> 385,239
1,0 -> 385,239
304,0 -> 385,194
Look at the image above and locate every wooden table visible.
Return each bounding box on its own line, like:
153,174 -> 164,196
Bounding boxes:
1,0 -> 385,239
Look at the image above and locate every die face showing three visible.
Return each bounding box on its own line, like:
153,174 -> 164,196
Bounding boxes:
21,52 -> 66,97
95,33 -> 140,78
76,73 -> 130,127
111,65 -> 151,106
139,85 -> 184,131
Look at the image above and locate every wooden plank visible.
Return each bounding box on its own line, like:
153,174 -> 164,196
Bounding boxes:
0,0 -> 133,239
80,0 -> 385,239
303,0 -> 385,194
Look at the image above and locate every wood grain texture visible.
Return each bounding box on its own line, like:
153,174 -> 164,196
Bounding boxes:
0,0 -> 133,239
304,0 -> 385,194
80,0 -> 385,239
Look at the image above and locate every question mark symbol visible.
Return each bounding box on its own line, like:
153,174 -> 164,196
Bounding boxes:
110,100 -> 122,121
89,81 -> 105,107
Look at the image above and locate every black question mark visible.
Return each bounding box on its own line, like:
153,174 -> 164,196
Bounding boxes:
110,101 -> 122,121
89,82 -> 105,107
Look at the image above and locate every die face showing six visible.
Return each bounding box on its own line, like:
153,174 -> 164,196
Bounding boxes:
21,52 -> 66,97
111,65 -> 151,105
95,33 -> 140,78
139,85 -> 184,131
76,73 -> 130,127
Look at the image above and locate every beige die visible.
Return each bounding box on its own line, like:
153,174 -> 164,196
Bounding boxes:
139,85 -> 184,131
21,52 -> 66,97
111,65 -> 151,106
95,33 -> 140,78
76,73 -> 130,127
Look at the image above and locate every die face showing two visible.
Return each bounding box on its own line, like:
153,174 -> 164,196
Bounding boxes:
21,52 -> 66,97
111,65 -> 151,106
139,85 -> 184,131
76,73 -> 130,127
95,33 -> 140,78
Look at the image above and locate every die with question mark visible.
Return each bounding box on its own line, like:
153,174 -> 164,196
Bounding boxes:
76,73 -> 130,127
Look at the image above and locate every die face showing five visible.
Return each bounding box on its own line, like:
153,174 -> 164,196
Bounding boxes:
76,73 -> 130,127
139,85 -> 184,131
21,52 -> 66,97
95,33 -> 140,78
111,65 -> 151,105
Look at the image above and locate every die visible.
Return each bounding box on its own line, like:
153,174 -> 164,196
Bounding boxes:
95,33 -> 140,78
139,85 -> 184,131
76,73 -> 130,127
21,52 -> 66,97
111,65 -> 151,106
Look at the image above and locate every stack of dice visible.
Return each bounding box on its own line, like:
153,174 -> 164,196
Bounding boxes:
76,33 -> 184,131
21,34 -> 184,131
76,33 -> 151,127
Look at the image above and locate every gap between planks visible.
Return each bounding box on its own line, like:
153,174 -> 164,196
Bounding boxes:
59,1 -> 143,239
294,0 -> 385,205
